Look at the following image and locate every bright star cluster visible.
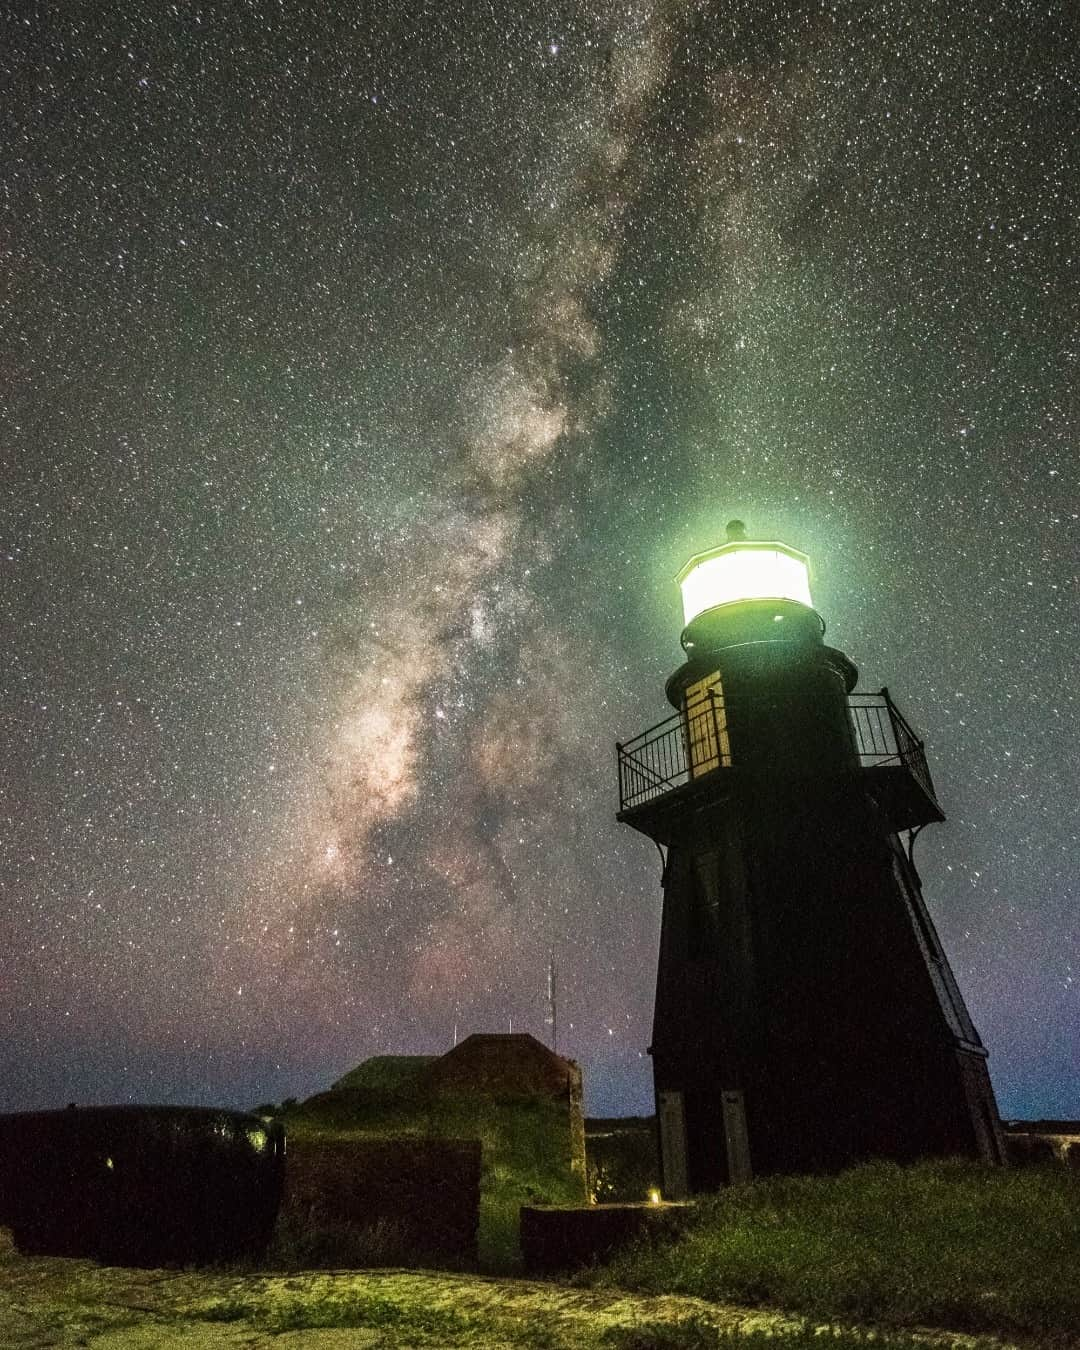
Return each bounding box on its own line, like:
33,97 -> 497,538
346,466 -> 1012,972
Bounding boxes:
2,0 -> 1077,1117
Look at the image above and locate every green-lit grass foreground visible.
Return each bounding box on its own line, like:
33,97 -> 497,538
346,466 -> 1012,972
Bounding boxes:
194,1281 -> 992,1348
201,1287 -> 471,1336
585,1160 -> 1080,1346
0,1231 -> 1013,1349
603,1326 -> 969,1350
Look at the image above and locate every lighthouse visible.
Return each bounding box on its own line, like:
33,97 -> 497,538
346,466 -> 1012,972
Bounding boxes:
616,522 -> 1003,1195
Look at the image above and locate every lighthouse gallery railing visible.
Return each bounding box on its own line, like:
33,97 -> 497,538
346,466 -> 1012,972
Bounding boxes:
617,689 -> 936,815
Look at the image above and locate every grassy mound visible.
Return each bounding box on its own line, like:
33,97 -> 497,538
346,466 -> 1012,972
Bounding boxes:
586,1160 -> 1080,1345
283,1092 -> 583,1268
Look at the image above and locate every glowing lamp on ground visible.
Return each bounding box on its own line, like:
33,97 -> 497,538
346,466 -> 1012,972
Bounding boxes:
676,520 -> 813,627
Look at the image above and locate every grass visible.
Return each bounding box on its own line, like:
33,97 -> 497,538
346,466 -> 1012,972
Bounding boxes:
0,1219 -> 1017,1350
265,1213 -> 416,1269
601,1324 -> 968,1350
585,1159 -> 1080,1345
201,1287 -> 470,1336
194,1282 -> 959,1349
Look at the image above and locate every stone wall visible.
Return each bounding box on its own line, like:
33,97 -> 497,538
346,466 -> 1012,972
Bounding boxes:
1002,1126 -> 1080,1168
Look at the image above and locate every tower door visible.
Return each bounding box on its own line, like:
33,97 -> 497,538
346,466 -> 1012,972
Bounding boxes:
684,671 -> 730,778
657,1090 -> 690,1199
721,1089 -> 753,1184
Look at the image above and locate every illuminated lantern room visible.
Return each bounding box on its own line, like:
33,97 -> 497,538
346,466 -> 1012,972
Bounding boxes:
676,519 -> 813,628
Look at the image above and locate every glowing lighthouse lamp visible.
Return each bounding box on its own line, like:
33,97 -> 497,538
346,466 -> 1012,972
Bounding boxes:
616,519 -> 1004,1197
676,522 -> 813,629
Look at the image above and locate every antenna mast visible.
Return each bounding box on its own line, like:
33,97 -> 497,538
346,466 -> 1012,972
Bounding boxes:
547,952 -> 558,1054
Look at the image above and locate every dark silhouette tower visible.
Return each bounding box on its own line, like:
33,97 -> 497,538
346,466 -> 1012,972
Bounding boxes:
616,523 -> 1003,1195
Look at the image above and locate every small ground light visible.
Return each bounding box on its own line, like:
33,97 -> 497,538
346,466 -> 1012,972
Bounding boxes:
648,1188 -> 662,1205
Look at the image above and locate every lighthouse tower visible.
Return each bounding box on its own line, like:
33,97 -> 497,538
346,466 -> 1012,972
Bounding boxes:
616,522 -> 1003,1195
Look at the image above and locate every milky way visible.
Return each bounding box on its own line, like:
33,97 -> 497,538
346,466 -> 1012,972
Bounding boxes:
2,1 -> 1077,1116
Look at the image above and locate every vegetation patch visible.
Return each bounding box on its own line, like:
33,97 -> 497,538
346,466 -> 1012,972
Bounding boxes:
200,1286 -> 471,1336
586,1160 -> 1080,1345
587,1117 -> 659,1204
267,1213 -> 417,1269
0,1243 -> 1022,1350
602,1323 -> 969,1350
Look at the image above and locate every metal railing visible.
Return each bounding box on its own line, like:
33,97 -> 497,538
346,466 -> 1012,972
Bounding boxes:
848,689 -> 937,808
617,699 -> 731,813
617,688 -> 935,815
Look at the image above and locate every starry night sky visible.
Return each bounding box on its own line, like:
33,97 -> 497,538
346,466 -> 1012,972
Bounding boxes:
2,1 -> 1077,1118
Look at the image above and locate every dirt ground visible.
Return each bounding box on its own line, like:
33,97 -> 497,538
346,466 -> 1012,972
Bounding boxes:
0,1228 -> 1017,1350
